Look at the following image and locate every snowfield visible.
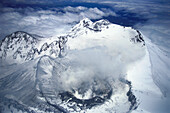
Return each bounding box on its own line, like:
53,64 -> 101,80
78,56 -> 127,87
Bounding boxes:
0,18 -> 169,113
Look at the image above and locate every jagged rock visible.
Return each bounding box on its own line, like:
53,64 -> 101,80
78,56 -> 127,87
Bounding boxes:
0,31 -> 67,63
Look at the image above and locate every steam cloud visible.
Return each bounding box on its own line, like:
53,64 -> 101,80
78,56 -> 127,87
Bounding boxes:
58,34 -> 146,90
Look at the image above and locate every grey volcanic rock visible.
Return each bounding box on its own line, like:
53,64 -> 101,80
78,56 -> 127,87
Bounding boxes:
0,31 -> 67,63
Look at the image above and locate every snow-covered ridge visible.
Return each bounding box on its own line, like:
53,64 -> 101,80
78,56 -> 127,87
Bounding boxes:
70,18 -> 110,33
69,18 -> 145,46
0,31 -> 67,63
0,18 -> 145,64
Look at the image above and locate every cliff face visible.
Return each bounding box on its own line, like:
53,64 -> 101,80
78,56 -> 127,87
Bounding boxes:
0,31 -> 67,63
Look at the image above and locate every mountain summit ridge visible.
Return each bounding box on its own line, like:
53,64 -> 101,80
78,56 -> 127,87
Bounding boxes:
0,18 -> 145,64
0,31 -> 67,63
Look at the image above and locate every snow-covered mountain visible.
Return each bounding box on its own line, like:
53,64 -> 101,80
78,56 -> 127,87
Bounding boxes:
0,18 -> 145,63
0,31 -> 67,63
0,18 -> 155,113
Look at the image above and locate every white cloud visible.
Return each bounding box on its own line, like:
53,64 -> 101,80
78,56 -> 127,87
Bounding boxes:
0,6 -> 117,40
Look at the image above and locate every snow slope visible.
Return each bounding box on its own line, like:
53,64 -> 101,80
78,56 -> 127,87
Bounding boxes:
126,35 -> 170,113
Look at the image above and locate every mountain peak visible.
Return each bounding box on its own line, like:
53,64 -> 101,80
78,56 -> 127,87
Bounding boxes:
94,19 -> 110,25
10,31 -> 33,38
79,18 -> 93,28
0,31 -> 67,63
2,31 -> 36,43
81,18 -> 91,22
0,19 -> 145,64
68,18 -> 111,38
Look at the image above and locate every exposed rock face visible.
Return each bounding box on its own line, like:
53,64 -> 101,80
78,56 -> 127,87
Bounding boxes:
0,31 -> 67,63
